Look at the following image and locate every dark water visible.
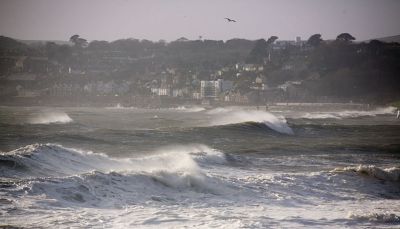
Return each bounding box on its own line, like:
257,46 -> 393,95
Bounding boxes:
0,105 -> 399,228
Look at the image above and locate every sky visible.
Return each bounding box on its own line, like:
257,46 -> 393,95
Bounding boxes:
1,0 -> 400,42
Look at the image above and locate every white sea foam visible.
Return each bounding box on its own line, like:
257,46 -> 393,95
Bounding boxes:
28,111 -> 73,124
208,109 -> 294,134
332,165 -> 400,182
301,106 -> 397,120
348,212 -> 400,224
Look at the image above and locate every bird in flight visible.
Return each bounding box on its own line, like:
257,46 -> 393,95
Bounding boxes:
224,17 -> 237,22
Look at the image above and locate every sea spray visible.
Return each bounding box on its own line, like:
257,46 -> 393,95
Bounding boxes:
28,111 -> 73,124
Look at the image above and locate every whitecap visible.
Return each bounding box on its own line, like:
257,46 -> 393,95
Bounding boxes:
332,165 -> 400,182
348,212 -> 400,224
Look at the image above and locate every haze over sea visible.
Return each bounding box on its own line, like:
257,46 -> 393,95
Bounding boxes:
1,104 -> 399,228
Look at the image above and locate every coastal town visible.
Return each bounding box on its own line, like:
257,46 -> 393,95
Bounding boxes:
1,34 -> 399,107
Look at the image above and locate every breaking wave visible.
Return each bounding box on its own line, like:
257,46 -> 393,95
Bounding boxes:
348,212 -> 400,224
208,109 -> 293,135
332,165 -> 400,182
301,106 -> 396,120
0,144 -> 125,177
0,144 -> 227,191
28,111 -> 73,124
0,143 -> 226,177
0,143 -> 231,207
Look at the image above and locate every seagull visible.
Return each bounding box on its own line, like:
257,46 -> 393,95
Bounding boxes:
224,17 -> 237,22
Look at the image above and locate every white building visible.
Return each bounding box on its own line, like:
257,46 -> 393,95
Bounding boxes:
151,88 -> 171,96
243,64 -> 264,72
200,79 -> 223,99
192,92 -> 201,100
172,89 -> 183,97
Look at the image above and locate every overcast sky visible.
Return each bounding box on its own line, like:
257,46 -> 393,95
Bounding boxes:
1,0 -> 400,42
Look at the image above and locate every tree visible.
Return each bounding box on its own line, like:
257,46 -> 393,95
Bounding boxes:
266,36 -> 278,45
175,37 -> 189,42
307,34 -> 323,47
246,36 -> 278,64
336,33 -> 355,42
246,39 -> 268,64
69,34 -> 88,48
88,40 -> 109,50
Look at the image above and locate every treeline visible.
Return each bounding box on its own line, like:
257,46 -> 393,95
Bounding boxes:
243,33 -> 400,103
0,35 -> 255,74
306,34 -> 400,102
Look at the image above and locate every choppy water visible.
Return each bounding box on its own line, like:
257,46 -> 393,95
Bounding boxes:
0,104 -> 399,228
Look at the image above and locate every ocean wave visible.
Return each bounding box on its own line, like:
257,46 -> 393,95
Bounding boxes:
156,144 -> 227,164
28,111 -> 73,124
301,106 -> 396,120
0,143 -> 226,178
332,165 -> 400,182
23,168 -> 228,208
208,109 -> 293,135
348,212 -> 400,224
0,144 -> 126,177
1,143 -> 231,207
1,144 -> 230,207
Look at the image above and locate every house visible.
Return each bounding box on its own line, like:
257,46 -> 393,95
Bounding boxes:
224,92 -> 249,103
151,87 -> 171,96
243,64 -> 264,72
243,64 -> 257,72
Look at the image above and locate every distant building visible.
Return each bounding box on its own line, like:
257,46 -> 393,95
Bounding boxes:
224,92 -> 249,103
15,85 -> 40,98
15,56 -> 27,71
50,83 -> 83,96
278,81 -> 302,92
200,79 -> 223,99
192,92 -> 201,100
273,40 -> 296,50
172,89 -> 183,97
242,64 -> 264,72
151,87 -> 171,96
221,80 -> 233,92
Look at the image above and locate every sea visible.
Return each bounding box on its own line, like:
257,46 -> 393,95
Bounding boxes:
0,104 -> 399,228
